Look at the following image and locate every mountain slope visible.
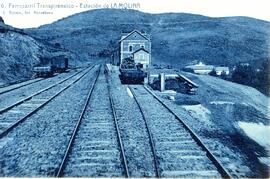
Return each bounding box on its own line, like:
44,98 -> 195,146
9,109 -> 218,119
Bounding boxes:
0,18 -> 75,85
27,9 -> 270,67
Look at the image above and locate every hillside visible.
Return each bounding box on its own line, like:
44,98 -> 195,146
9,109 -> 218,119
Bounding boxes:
0,18 -> 76,85
26,9 -> 270,68
175,73 -> 270,177
150,69 -> 270,176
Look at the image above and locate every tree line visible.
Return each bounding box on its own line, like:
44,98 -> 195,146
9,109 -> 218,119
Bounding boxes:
209,60 -> 269,96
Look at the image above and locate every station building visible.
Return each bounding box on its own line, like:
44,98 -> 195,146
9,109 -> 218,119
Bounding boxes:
111,30 -> 151,69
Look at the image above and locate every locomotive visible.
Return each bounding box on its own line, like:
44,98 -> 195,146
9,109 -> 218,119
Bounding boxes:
119,57 -> 147,84
34,56 -> 69,77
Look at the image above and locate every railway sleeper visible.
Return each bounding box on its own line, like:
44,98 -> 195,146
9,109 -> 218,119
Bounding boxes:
65,163 -> 123,175
157,149 -> 207,156
17,103 -> 42,109
27,98 -> 48,103
156,139 -> 196,144
74,144 -> 119,151
76,134 -> 116,140
72,149 -> 120,157
88,107 -> 111,112
83,115 -> 113,120
159,160 -> 219,171
76,131 -> 116,138
0,113 -> 24,119
158,154 -> 209,162
79,126 -> 115,131
5,109 -> 25,114
66,159 -> 122,167
69,157 -> 121,164
74,151 -> 120,159
155,136 -> 193,142
155,143 -> 199,150
81,117 -> 113,122
161,170 -> 221,177
82,124 -> 115,129
73,140 -> 118,147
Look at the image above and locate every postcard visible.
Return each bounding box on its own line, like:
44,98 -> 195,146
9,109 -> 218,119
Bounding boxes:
0,0 -> 269,177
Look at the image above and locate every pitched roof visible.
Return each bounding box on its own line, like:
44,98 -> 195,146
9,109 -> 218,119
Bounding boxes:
185,64 -> 214,71
119,30 -> 149,42
132,48 -> 149,54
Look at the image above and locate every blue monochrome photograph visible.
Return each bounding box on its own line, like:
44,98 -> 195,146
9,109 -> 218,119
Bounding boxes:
0,0 -> 269,178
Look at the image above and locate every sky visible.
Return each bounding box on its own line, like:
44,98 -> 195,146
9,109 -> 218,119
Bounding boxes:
0,0 -> 269,28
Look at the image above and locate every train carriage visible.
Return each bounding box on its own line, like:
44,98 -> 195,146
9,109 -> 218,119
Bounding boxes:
34,56 -> 69,77
51,56 -> 69,72
119,57 -> 147,84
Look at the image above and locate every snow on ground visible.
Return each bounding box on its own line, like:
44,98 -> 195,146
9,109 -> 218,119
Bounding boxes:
238,121 -> 270,168
127,87 -> 134,98
181,104 -> 211,124
238,122 -> 270,150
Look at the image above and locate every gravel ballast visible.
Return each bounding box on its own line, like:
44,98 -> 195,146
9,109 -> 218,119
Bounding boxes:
129,85 -> 222,178
0,69 -> 83,110
63,70 -> 124,177
108,72 -> 156,177
0,66 -> 99,176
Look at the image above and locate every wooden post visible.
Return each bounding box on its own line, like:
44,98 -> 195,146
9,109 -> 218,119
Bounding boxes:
144,71 -> 149,84
159,73 -> 165,92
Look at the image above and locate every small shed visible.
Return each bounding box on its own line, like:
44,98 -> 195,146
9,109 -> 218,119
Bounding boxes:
185,62 -> 214,75
215,67 -> 230,75
132,48 -> 150,69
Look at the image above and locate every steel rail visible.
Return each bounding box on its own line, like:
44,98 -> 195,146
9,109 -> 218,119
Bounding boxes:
0,67 -> 89,114
143,85 -> 232,178
56,66 -> 101,177
106,74 -> 130,178
0,66 -> 95,139
128,85 -> 160,178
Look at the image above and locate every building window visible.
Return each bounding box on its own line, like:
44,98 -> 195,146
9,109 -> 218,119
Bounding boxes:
129,45 -> 133,52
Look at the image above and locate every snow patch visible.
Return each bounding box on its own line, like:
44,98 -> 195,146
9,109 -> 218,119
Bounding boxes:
127,87 -> 133,98
181,104 -> 211,123
210,101 -> 234,105
238,122 -> 270,149
259,157 -> 270,167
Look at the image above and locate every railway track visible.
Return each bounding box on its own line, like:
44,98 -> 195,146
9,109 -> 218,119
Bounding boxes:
0,78 -> 45,95
0,69 -> 87,110
0,66 -> 94,138
128,85 -> 232,178
56,67 -> 129,177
